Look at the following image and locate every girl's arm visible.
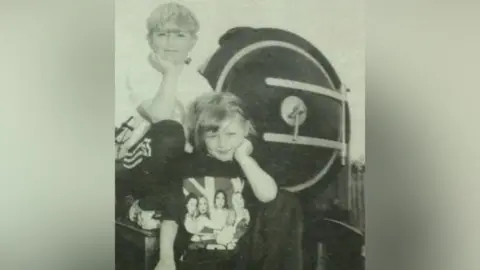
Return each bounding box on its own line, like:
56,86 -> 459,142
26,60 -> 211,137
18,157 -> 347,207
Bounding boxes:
235,140 -> 278,202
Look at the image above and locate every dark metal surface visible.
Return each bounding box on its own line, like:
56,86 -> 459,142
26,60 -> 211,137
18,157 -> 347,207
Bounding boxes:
202,27 -> 351,194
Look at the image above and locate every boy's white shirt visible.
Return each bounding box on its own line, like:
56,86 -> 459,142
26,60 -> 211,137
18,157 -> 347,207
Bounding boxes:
115,55 -> 212,153
116,55 -> 212,127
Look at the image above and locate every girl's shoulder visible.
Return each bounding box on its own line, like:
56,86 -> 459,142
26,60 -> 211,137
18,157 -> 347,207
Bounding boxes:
168,152 -> 212,176
171,152 -> 243,179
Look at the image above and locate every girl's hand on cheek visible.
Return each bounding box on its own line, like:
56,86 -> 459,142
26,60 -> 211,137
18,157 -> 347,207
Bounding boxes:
234,139 -> 253,161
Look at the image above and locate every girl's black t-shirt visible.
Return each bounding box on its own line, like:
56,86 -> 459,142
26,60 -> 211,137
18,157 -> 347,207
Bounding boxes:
161,153 -> 258,264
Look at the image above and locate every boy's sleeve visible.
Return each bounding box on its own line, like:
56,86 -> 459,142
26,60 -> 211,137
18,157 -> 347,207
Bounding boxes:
183,72 -> 213,108
198,72 -> 214,93
125,66 -> 154,110
182,73 -> 213,124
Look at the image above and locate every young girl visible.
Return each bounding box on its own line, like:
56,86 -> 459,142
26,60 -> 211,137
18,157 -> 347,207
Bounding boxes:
154,92 -> 278,270
184,194 -> 199,234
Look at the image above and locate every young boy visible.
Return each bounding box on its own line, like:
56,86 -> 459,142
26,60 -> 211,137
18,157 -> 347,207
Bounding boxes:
115,2 -> 212,203
153,92 -> 279,270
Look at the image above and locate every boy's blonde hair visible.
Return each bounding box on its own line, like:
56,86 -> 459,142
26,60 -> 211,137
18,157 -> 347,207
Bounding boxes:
146,2 -> 200,39
187,92 -> 256,149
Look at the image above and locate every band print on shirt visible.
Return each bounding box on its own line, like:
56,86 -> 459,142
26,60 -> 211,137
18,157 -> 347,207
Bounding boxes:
182,176 -> 250,251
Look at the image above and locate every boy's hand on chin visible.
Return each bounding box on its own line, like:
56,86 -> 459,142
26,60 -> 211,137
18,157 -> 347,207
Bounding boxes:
150,53 -> 182,75
234,139 -> 253,162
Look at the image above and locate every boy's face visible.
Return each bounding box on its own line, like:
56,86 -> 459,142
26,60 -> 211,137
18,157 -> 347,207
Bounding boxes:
204,115 -> 248,162
150,22 -> 197,65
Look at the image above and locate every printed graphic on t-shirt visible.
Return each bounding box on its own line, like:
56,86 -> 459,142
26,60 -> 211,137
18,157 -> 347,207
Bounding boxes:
114,99 -> 186,169
115,116 -> 152,169
182,176 -> 250,251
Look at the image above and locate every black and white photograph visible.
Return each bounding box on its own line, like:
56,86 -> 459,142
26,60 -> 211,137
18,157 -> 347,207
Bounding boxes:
114,1 -> 365,269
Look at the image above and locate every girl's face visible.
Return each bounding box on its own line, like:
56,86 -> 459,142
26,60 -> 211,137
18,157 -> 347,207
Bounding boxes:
198,197 -> 208,214
186,197 -> 197,214
215,192 -> 226,208
204,115 -> 248,162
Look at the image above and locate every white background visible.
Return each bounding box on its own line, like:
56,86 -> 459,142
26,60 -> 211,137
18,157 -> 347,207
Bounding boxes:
115,0 -> 365,160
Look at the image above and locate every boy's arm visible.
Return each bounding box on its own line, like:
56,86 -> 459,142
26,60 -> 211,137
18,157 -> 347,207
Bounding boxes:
156,162 -> 184,264
138,69 -> 181,124
158,220 -> 179,262
136,101 -> 153,123
127,54 -> 183,124
235,140 -> 278,202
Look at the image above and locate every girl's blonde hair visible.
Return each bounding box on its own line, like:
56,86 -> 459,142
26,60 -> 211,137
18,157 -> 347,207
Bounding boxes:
187,92 -> 256,149
146,2 -> 200,39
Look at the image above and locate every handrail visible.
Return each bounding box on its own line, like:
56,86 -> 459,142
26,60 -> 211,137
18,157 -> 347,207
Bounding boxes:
348,165 -> 365,232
